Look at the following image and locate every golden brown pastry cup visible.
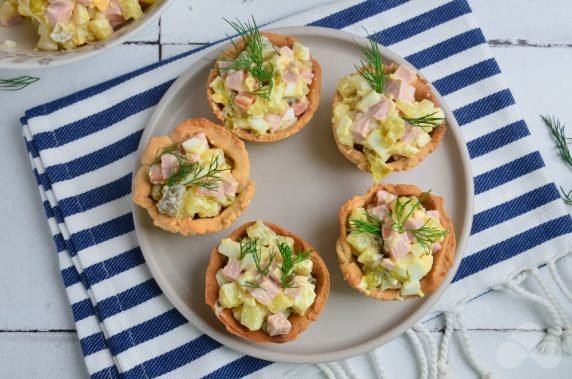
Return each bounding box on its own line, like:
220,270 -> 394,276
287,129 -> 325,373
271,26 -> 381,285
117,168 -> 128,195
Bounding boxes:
207,31 -> 322,143
336,183 -> 456,300
331,64 -> 446,173
205,221 -> 330,343
133,118 -> 255,236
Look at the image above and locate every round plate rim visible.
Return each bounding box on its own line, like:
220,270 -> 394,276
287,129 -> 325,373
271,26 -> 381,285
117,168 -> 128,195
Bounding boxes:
132,25 -> 474,364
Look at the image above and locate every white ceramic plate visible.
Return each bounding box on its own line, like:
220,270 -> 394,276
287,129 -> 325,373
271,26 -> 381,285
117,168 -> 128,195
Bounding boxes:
132,26 -> 474,364
0,0 -> 173,69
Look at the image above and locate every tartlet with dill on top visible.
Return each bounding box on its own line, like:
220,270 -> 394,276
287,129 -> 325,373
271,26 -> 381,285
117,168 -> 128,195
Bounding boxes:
332,38 -> 446,181
133,118 -> 255,236
205,220 -> 330,343
336,183 -> 455,300
207,18 -> 322,143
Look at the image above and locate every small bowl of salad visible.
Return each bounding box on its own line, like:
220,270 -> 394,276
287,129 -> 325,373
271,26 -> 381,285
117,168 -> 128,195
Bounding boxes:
0,0 -> 173,68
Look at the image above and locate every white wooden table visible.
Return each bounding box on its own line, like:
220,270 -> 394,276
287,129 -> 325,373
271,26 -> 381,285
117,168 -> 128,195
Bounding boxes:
1,0 -> 571,377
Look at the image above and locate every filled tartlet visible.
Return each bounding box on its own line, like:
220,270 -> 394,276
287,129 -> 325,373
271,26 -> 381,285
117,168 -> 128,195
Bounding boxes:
133,118 -> 255,235
205,220 -> 330,343
336,184 -> 455,300
332,39 -> 446,181
207,19 -> 321,142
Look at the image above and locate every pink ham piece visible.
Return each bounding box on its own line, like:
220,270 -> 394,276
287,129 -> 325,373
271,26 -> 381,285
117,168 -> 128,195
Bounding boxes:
386,231 -> 410,259
267,313 -> 292,336
384,78 -> 415,103
432,242 -> 442,254
376,190 -> 395,205
46,0 -> 74,25
195,185 -> 224,198
234,93 -> 255,111
404,217 -> 425,231
249,277 -> 280,305
278,46 -> 293,58
368,98 -> 390,121
222,258 -> 242,281
393,64 -> 417,84
381,258 -> 396,271
281,108 -> 296,127
283,71 -> 298,84
161,153 -> 180,180
284,276 -> 306,300
300,66 -> 314,85
350,114 -> 371,144
400,122 -> 421,144
103,0 -> 124,29
264,113 -> 282,131
148,164 -> 164,184
367,204 -> 389,219
217,60 -> 232,75
77,0 -> 91,5
382,218 -> 394,239
292,98 -> 309,116
426,210 -> 440,221
225,70 -> 245,92
220,172 -> 238,196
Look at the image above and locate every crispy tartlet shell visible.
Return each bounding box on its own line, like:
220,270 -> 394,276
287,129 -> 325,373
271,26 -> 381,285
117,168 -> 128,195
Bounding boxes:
207,31 -> 322,143
331,64 -> 446,173
336,183 -> 456,300
133,118 -> 255,236
205,221 -> 331,343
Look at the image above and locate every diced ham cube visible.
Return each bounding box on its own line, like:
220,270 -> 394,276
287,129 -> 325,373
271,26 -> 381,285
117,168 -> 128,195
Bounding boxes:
387,231 -> 411,259
220,172 -> 239,196
249,277 -> 280,305
148,164 -> 164,184
161,153 -> 180,180
77,0 -> 91,5
46,0 -> 74,25
427,210 -> 440,221
368,98 -> 390,121
225,70 -> 245,92
217,60 -> 232,74
400,122 -> 421,144
283,71 -> 298,84
300,66 -> 314,85
264,113 -> 282,131
393,64 -> 417,84
384,78 -> 415,103
234,93 -> 255,111
350,114 -> 371,144
432,242 -> 442,254
292,98 -> 309,116
367,204 -> 389,219
404,218 -> 425,231
376,190 -> 396,205
284,276 -> 305,300
381,258 -> 396,271
278,46 -> 293,58
103,0 -> 124,29
222,258 -> 242,281
195,185 -> 224,198
267,313 -> 292,336
382,218 -> 394,239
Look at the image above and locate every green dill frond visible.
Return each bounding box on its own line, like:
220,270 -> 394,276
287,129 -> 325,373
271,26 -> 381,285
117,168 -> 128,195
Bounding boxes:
349,210 -> 382,235
0,76 -> 39,91
560,186 -> 572,206
542,115 -> 572,169
407,220 -> 448,252
276,241 -> 312,288
240,238 -> 273,275
402,112 -> 444,129
355,38 -> 385,93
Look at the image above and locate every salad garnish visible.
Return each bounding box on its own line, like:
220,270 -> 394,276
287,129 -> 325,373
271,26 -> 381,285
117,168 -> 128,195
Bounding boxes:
355,37 -> 386,94
402,111 -> 445,129
276,241 -> 312,288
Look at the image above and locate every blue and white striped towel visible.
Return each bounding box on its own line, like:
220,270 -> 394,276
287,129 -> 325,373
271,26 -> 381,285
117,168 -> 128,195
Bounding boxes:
22,0 -> 572,377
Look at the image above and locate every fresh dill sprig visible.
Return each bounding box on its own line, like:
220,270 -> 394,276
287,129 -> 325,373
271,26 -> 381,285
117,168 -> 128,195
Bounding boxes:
408,220 -> 448,253
542,115 -> 572,169
240,238 -> 274,275
560,186 -> 572,206
387,197 -> 420,234
241,280 -> 263,289
275,241 -> 312,288
219,17 -> 274,99
349,210 -> 382,235
403,112 -> 444,129
355,38 -> 386,94
165,155 -> 228,190
0,76 -> 39,91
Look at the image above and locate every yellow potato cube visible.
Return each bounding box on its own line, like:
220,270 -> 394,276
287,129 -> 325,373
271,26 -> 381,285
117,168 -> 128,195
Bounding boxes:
119,0 -> 143,20
240,303 -> 267,331
88,15 -> 113,40
218,282 -> 242,308
267,292 -> 294,314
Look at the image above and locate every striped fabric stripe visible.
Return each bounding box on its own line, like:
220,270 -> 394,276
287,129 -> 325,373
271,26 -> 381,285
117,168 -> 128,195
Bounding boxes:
22,0 -> 572,377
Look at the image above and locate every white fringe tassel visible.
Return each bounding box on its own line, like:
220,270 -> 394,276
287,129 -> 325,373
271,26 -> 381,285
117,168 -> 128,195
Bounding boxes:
317,363 -> 337,379
530,267 -> 572,354
504,277 -> 563,354
406,329 -> 429,379
456,311 -> 492,379
437,312 -> 454,379
547,261 -> 572,303
414,323 -> 438,379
